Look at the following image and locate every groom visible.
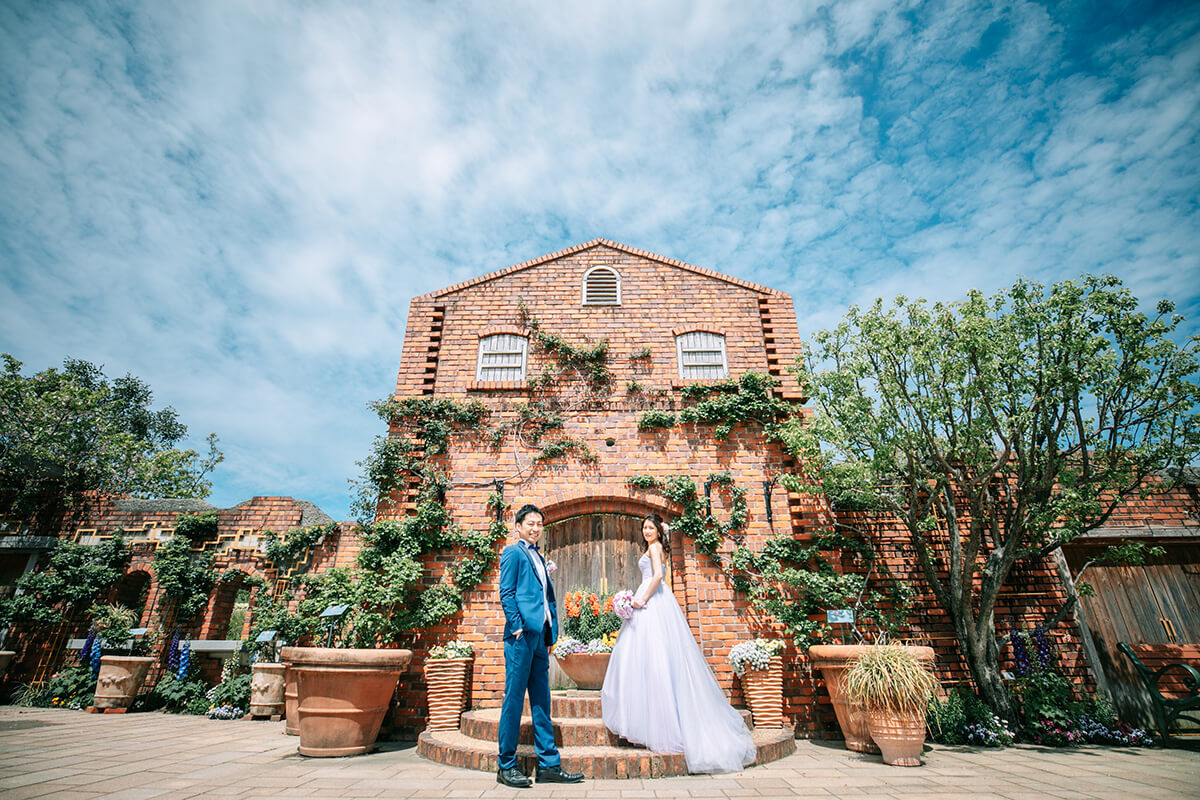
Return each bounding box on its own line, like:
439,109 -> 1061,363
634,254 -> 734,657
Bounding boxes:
496,504 -> 584,788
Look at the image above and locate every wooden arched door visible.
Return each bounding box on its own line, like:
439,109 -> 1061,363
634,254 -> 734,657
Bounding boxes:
544,514 -> 671,688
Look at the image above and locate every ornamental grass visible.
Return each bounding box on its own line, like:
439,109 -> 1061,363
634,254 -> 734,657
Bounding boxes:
842,645 -> 939,713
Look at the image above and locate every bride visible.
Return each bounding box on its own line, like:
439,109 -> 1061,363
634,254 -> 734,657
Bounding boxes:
601,513 -> 757,774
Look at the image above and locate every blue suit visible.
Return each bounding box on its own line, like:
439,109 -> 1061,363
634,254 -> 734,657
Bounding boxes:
497,540 -> 560,770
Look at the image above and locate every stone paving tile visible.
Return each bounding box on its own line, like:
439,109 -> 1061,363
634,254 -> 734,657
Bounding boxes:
3,707 -> 1199,799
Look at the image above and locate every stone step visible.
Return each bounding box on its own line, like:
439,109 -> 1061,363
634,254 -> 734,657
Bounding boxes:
468,707 -> 756,748
520,689 -> 602,719
417,726 -> 796,779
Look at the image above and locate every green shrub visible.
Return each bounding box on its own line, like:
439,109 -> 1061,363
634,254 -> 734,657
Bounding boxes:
17,663 -> 95,709
150,670 -> 209,714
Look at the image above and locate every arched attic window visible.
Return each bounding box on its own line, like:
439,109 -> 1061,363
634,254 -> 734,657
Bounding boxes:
582,266 -> 621,305
476,333 -> 528,381
676,331 -> 729,380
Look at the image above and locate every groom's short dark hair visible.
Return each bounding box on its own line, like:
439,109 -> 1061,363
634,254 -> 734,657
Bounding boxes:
514,504 -> 543,525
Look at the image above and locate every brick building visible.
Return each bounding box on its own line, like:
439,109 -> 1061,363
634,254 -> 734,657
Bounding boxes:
4,239 -> 1196,740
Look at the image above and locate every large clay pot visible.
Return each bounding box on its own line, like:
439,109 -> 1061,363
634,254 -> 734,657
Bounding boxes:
867,707 -> 928,767
424,657 -> 472,731
249,662 -> 287,717
0,651 -> 15,681
740,654 -> 785,728
809,645 -> 934,754
93,655 -> 154,710
282,646 -> 412,758
283,662 -> 299,735
554,652 -> 610,690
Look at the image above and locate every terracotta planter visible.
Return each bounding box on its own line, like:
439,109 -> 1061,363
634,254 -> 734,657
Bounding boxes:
424,657 -> 472,731
282,646 -> 412,757
741,654 -> 785,728
283,662 -> 299,735
809,645 -> 934,754
554,652 -> 610,690
93,655 -> 154,710
0,651 -> 14,681
249,662 -> 287,717
867,707 -> 928,767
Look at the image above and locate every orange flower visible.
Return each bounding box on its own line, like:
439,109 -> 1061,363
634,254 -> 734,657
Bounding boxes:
604,597 -> 614,614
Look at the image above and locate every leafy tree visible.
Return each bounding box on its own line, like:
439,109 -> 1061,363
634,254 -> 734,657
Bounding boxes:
788,275 -> 1200,721
0,355 -> 224,535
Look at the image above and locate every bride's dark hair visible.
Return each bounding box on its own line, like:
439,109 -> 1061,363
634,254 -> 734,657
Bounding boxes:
641,513 -> 670,554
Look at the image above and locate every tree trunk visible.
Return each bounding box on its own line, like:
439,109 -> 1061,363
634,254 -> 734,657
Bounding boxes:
948,594 -> 1017,723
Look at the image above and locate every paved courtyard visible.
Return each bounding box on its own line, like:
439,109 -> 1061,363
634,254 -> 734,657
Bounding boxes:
1,706 -> 1197,799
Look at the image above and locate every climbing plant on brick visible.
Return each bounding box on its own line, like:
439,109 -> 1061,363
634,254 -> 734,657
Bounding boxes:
628,470 -> 912,648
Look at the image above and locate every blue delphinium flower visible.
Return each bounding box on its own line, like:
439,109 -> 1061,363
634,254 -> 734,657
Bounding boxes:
177,641 -> 191,680
80,630 -> 96,663
89,637 -> 103,677
1009,628 -> 1031,676
1032,626 -> 1054,671
167,627 -> 181,671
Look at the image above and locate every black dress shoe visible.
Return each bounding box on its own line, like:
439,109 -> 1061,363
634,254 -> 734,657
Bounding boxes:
536,765 -> 584,783
497,767 -> 532,788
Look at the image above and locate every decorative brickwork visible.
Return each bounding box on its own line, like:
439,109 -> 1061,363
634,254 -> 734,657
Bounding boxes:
7,241 -> 1198,745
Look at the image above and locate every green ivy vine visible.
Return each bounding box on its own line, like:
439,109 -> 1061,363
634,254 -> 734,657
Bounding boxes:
153,536 -> 215,626
173,512 -> 219,542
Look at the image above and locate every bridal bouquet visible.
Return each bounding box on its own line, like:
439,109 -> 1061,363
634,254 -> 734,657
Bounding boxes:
611,590 -> 636,620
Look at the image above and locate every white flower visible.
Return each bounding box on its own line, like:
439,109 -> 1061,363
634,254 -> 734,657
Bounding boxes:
545,559 -> 557,574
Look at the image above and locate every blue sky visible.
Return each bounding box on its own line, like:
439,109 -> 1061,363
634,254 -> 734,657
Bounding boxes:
2,1 -> 1197,521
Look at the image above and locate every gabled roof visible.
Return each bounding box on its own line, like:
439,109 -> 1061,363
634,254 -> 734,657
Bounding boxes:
421,239 -> 786,299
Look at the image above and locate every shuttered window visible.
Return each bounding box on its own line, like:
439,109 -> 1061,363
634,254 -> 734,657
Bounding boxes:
676,332 -> 729,380
476,334 -> 528,382
582,267 -> 621,305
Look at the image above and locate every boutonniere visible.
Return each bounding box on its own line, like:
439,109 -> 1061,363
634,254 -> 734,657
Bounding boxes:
545,560 -> 557,574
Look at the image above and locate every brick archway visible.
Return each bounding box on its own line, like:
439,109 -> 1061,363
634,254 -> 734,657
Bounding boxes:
538,493 -> 680,524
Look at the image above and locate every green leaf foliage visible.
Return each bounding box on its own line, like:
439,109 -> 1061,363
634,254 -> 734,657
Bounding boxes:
790,274 -> 1200,719
0,536 -> 129,627
153,537 -> 215,624
0,355 -> 223,534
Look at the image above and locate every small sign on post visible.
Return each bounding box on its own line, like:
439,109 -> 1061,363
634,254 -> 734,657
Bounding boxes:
826,609 -> 855,643
320,605 -> 350,648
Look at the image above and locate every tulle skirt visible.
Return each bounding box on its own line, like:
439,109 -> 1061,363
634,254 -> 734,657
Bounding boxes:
600,579 -> 757,774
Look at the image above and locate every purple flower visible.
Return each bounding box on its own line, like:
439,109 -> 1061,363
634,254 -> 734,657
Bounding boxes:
167,627 -> 181,671
1032,626 -> 1053,671
1009,628 -> 1031,676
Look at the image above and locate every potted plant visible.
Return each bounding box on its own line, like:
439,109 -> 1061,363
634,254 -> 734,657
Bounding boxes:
89,603 -> 154,712
842,645 -> 940,766
424,640 -> 474,731
553,589 -> 621,689
809,642 -> 935,753
729,638 -> 786,728
279,576 -> 412,757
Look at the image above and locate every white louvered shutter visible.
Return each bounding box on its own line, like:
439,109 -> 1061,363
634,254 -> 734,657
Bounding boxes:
583,267 -> 620,305
477,334 -> 528,381
676,332 -> 729,380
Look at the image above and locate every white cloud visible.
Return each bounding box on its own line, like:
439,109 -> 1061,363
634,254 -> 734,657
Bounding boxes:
1,0 -> 1197,518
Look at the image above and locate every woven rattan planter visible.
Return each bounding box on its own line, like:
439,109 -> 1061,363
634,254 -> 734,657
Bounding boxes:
424,657 -> 472,731
740,654 -> 785,728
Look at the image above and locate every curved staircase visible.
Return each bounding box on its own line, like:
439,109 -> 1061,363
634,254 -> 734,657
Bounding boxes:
417,690 -> 796,778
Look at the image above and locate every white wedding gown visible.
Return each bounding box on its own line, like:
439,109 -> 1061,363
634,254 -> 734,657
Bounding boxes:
601,553 -> 757,774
